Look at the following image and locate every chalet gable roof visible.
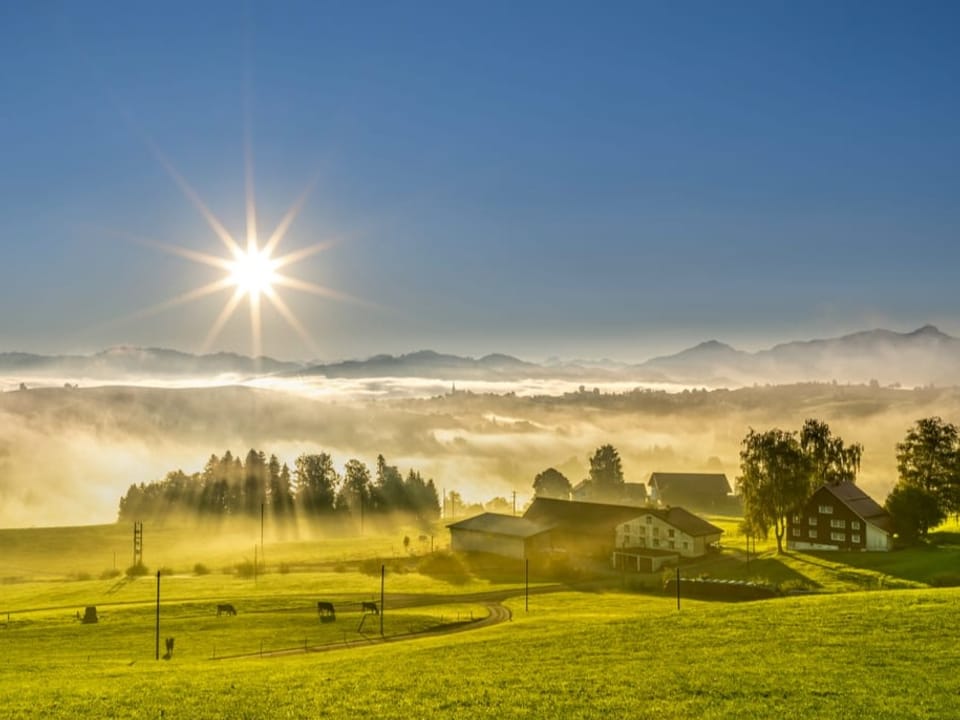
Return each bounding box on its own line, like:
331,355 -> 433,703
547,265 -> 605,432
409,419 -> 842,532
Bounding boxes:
648,472 -> 732,497
446,513 -> 552,538
816,483 -> 892,532
623,507 -> 724,537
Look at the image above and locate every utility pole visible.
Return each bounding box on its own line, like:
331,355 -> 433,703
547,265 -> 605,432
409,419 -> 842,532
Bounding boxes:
380,564 -> 385,637
254,545 -> 258,586
155,571 -> 160,660
260,502 -> 264,568
525,558 -> 529,612
676,568 -> 681,611
512,491 -> 517,516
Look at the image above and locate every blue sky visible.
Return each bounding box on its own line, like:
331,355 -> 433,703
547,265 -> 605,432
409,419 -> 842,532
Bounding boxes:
2,1 -> 959,362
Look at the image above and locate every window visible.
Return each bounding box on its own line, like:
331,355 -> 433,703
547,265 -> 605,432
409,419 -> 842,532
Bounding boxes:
623,534 -> 631,545
819,505 -> 834,514
830,532 -> 845,541
668,529 -> 675,538
682,542 -> 689,550
668,540 -> 675,549
808,516 -> 817,526
653,539 -> 660,548
792,528 -> 801,537
852,534 -> 861,543
645,516 -> 653,524
792,514 -> 801,523
830,519 -> 846,529
851,521 -> 860,530
808,530 -> 817,538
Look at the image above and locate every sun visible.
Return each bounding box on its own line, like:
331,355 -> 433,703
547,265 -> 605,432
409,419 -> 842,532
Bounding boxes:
229,246 -> 278,298
120,141 -> 365,359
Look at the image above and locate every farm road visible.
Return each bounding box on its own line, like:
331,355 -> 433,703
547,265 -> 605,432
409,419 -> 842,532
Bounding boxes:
216,583 -> 581,661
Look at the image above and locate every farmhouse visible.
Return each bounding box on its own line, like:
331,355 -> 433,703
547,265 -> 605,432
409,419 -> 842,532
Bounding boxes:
523,497 -> 646,559
647,472 -> 734,512
570,479 -> 648,505
612,507 -> 723,572
787,482 -> 892,552
447,513 -> 553,560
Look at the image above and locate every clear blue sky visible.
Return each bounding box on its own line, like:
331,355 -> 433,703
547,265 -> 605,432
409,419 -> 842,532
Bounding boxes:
2,1 -> 959,362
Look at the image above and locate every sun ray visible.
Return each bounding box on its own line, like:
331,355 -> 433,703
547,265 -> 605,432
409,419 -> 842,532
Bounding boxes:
145,138 -> 242,257
201,288 -> 246,352
249,290 -> 263,361
262,174 -> 320,257
271,240 -> 335,270
244,126 -> 258,254
114,278 -> 237,325
263,288 -> 320,355
272,273 -> 370,306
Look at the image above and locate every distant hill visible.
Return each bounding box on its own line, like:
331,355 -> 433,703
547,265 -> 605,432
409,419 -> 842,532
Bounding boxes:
2,325 -> 958,387
294,350 -> 605,381
638,325 -> 960,387
0,346 -> 301,380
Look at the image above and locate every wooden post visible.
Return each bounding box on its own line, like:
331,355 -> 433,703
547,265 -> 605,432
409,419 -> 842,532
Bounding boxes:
155,571 -> 161,660
254,545 -> 257,585
380,564 -> 385,637
260,502 -> 265,567
676,567 -> 681,611
525,558 -> 529,612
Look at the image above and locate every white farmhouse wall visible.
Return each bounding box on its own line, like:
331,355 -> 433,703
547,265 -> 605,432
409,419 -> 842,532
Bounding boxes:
865,522 -> 892,551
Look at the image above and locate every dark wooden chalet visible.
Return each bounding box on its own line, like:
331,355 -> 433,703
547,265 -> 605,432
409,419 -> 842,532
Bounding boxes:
787,482 -> 892,552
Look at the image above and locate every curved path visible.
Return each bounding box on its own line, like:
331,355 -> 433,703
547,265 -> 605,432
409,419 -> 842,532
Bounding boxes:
211,582 -> 607,661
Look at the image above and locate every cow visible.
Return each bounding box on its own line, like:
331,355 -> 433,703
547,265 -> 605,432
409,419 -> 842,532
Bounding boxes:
361,601 -> 379,615
216,603 -> 237,616
163,637 -> 175,660
317,601 -> 336,622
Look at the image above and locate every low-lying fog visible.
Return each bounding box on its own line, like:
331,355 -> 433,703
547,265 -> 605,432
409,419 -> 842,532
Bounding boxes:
1,374 -> 958,528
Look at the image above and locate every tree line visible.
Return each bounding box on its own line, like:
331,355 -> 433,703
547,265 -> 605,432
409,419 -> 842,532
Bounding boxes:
738,417 -> 960,550
117,449 -> 440,523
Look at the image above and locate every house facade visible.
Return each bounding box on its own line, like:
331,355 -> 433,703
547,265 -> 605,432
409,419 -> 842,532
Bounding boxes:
614,507 -> 723,558
786,483 -> 892,552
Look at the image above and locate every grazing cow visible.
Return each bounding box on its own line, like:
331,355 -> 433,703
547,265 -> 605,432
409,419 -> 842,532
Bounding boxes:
361,601 -> 379,615
317,601 -> 336,618
163,637 -> 175,660
216,603 -> 237,616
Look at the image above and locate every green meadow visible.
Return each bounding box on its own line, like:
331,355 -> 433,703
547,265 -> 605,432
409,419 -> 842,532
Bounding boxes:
2,521 -> 960,718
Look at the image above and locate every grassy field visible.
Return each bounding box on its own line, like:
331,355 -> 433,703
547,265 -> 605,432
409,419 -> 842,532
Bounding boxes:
2,519 -> 960,718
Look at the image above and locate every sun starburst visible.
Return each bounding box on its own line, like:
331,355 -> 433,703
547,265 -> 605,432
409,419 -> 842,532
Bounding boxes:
124,138 -> 364,361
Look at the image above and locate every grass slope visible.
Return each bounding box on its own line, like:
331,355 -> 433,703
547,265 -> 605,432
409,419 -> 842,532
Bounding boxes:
2,588 -> 958,719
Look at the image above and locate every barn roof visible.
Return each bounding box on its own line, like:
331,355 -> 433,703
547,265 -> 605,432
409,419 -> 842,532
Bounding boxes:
648,472 -> 732,498
651,507 -> 724,537
818,483 -> 892,532
446,513 -> 553,538
524,497 -> 645,532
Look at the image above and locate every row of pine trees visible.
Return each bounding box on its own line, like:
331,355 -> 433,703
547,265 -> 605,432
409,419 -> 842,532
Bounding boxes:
117,450 -> 441,522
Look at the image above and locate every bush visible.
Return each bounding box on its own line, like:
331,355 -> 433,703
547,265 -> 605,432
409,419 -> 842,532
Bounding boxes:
278,562 -> 291,574
100,568 -> 122,580
929,571 -> 960,588
235,560 -> 255,578
193,563 -> 210,576
125,562 -> 149,577
158,566 -> 174,577
417,551 -> 472,585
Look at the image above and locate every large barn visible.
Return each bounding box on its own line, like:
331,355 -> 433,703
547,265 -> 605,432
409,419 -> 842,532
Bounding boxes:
647,472 -> 734,512
447,513 -> 554,559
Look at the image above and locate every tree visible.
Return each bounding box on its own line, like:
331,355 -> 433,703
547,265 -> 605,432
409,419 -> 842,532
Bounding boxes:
295,453 -> 339,514
737,428 -> 812,553
335,459 -> 372,517
885,484 -> 945,543
373,454 -> 407,512
800,419 -> 862,486
588,445 -> 624,490
532,468 -> 572,499
896,417 -> 960,518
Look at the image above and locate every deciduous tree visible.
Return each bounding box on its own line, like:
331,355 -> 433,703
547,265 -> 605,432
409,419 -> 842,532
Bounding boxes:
737,428 -> 812,553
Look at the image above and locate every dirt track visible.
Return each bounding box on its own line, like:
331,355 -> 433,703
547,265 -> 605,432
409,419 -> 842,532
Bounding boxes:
213,584 -> 582,660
